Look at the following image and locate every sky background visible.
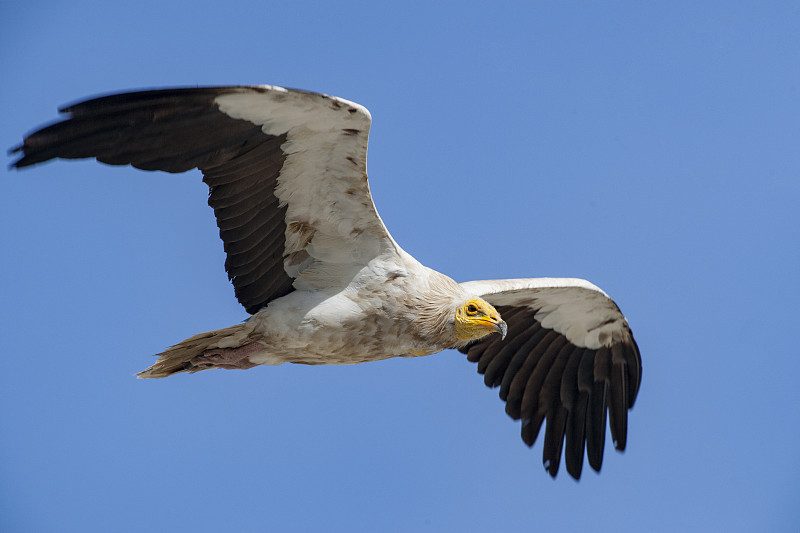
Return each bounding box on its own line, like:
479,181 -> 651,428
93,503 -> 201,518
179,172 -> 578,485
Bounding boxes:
2,2 -> 799,532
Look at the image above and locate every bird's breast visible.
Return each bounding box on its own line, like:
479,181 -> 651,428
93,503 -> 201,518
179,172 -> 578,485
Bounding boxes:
247,283 -> 423,365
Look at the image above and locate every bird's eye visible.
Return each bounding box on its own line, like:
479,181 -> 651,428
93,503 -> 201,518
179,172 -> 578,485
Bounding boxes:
467,304 -> 478,314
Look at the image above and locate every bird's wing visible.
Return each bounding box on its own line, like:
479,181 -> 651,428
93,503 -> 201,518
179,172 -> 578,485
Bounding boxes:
11,86 -> 397,313
458,277 -> 642,479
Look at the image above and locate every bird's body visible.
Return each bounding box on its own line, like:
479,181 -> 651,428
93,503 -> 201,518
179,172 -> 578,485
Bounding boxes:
175,256 -> 471,371
11,85 -> 641,479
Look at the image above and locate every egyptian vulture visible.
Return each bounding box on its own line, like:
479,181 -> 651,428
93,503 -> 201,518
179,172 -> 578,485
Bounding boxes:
11,85 -> 641,480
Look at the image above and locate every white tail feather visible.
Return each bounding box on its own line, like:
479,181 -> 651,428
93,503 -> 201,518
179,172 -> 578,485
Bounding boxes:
137,323 -> 251,379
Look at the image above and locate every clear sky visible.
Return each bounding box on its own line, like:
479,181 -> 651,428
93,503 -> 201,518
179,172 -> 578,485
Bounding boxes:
2,2 -> 799,532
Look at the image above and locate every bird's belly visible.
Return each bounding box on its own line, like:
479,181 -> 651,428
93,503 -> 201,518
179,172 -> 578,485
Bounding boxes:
246,290 -> 420,366
250,326 -> 409,366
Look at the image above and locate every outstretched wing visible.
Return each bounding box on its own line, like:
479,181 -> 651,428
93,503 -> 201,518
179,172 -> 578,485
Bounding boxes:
458,278 -> 642,480
11,86 -> 397,313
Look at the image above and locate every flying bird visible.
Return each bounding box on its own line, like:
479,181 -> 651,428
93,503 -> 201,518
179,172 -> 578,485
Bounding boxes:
11,85 -> 641,479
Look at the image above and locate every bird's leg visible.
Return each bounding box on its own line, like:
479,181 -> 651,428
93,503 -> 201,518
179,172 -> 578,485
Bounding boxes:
188,342 -> 263,370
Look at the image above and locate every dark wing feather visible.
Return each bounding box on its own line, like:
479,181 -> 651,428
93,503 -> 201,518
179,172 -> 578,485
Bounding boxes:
459,279 -> 642,480
11,87 -> 291,313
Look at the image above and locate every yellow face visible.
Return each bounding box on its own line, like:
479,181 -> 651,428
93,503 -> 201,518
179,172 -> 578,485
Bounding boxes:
454,298 -> 507,341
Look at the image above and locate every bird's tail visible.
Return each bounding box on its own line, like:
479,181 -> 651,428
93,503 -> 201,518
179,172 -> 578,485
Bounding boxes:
137,322 -> 253,379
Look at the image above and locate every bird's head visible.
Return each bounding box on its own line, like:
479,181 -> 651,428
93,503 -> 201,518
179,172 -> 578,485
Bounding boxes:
454,298 -> 507,341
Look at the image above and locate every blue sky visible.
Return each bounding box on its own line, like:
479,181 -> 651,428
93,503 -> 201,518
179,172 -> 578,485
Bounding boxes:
2,2 -> 799,531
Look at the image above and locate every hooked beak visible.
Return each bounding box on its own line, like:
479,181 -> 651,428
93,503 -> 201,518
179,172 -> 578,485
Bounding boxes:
495,320 -> 508,340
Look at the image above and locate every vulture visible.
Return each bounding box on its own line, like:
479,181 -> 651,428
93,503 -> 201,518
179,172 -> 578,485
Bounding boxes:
10,85 -> 641,479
